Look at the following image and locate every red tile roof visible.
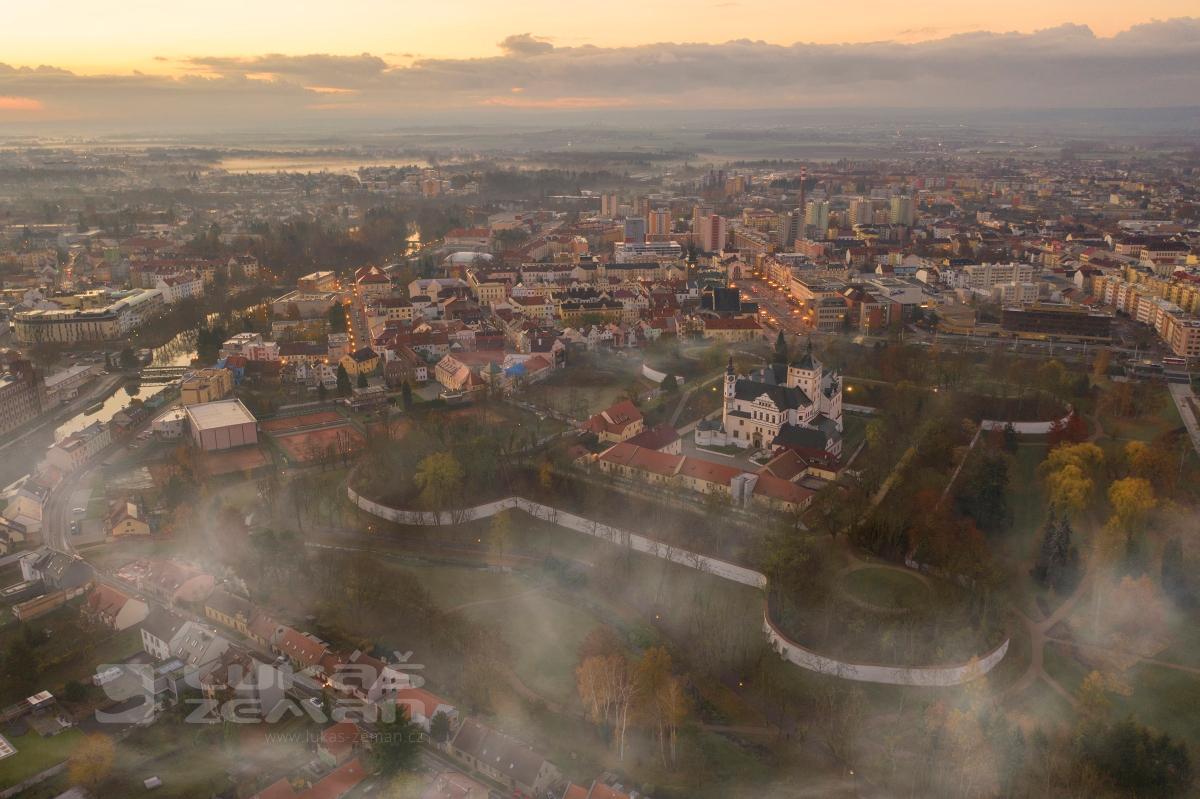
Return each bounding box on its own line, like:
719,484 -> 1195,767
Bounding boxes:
752,473 -> 815,506
319,721 -> 364,761
252,757 -> 366,799
678,457 -> 743,485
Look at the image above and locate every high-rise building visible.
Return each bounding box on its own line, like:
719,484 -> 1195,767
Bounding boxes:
696,214 -> 728,253
635,196 -> 652,219
782,209 -> 804,249
691,204 -> 713,238
600,193 -> 620,219
804,201 -> 830,238
848,197 -> 873,226
623,217 -> 647,245
647,208 -> 672,237
890,196 -> 916,226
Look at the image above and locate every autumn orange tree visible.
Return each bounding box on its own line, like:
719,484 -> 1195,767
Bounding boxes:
1090,478 -> 1157,635
576,653 -> 636,761
634,647 -> 690,769
1039,442 -> 1105,517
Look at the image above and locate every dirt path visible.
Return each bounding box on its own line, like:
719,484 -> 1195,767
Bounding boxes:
1002,561 -> 1096,706
1045,637 -> 1200,677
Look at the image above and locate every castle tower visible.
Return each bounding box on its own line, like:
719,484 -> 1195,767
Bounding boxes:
786,338 -> 820,400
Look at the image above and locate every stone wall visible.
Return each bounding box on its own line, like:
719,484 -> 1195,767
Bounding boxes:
348,486 -> 1009,686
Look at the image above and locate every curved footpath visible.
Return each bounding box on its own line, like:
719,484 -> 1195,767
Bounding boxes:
347,486 -> 1010,687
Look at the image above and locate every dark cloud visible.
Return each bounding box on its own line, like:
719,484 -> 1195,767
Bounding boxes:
1,20 -> 1198,129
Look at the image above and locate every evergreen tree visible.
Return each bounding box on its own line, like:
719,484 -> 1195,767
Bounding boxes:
1032,513 -> 1077,592
772,330 -> 789,364
401,380 -> 413,410
327,302 -> 348,333
1002,422 -> 1019,453
357,372 -> 369,389
1162,538 -> 1193,608
368,707 -> 422,775
336,364 -> 352,397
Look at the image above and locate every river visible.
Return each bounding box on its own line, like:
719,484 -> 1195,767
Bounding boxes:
53,329 -> 199,440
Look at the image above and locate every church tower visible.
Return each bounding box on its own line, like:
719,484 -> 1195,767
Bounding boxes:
724,355 -> 737,405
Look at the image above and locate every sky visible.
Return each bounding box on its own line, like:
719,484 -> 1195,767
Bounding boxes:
1,3 -> 1199,130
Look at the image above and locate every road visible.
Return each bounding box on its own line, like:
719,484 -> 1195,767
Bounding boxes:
43,402 -> 173,556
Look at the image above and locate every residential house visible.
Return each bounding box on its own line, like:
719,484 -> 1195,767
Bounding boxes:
319,721 -> 365,768
108,500 -> 151,538
270,625 -> 330,671
394,686 -> 459,733
44,421 -> 111,472
340,347 -> 380,378
204,587 -> 255,636
180,368 -> 234,405
434,354 -> 485,394
700,316 -> 763,342
580,400 -> 644,443
560,783 -> 633,799
422,772 -> 490,799
168,621 -> 231,676
129,559 -> 215,604
19,547 -> 94,592
82,583 -> 149,631
449,718 -> 561,797
140,607 -> 187,661
199,649 -> 292,720
250,757 -> 367,799
325,648 -> 410,703
624,423 -> 681,455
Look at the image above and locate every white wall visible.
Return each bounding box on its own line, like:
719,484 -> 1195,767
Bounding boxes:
347,487 -> 1010,686
763,610 -> 1010,687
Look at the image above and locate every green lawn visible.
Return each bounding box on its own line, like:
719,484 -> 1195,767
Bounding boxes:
1044,641 -> 1200,747
99,715 -> 316,799
1000,442 -> 1056,620
463,588 -> 608,704
82,539 -> 177,573
1099,390 -> 1184,442
676,382 -> 724,425
0,727 -> 83,787
1006,677 -> 1076,731
841,566 -> 931,611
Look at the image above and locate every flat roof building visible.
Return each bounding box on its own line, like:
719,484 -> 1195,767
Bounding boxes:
185,399 -> 258,452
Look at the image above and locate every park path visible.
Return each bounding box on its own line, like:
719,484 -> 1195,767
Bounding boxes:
1044,637 -> 1200,677
668,372 -> 723,427
1002,561 -> 1097,706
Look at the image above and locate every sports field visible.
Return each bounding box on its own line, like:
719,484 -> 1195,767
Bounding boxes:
260,410 -> 344,433
273,426 -> 365,463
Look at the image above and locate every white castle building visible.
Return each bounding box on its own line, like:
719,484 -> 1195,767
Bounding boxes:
697,342 -> 843,457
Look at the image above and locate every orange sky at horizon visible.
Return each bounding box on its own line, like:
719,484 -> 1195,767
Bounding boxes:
3,0 -> 1196,75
